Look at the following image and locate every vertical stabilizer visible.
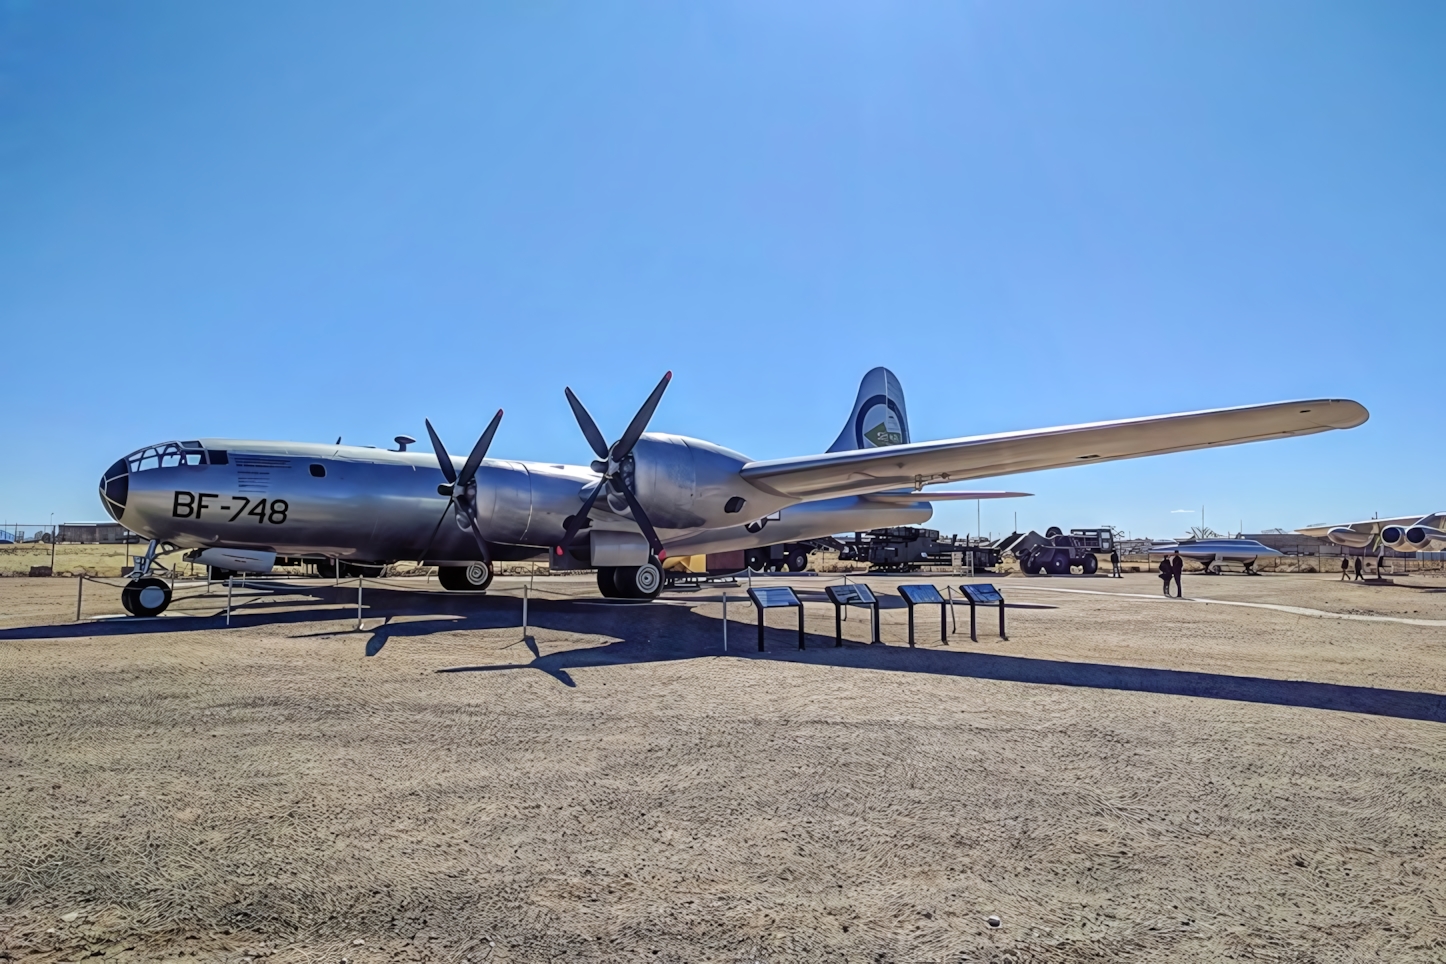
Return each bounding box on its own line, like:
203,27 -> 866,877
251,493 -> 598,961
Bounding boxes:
827,367 -> 911,453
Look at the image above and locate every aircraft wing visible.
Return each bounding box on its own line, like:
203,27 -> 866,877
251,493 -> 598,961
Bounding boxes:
741,399 -> 1368,501
1295,512 -> 1444,538
863,489 -> 1032,503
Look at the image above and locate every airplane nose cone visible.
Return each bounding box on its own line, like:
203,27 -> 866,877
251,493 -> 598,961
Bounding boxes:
99,457 -> 129,521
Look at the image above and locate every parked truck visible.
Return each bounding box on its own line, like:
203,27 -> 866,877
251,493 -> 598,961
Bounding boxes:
1013,527 -> 1117,576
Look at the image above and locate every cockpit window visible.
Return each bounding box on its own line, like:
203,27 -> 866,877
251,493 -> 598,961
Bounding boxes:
127,441 -> 208,472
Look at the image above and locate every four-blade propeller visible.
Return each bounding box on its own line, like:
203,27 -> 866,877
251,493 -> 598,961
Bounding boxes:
419,409 -> 504,566
556,372 -> 672,561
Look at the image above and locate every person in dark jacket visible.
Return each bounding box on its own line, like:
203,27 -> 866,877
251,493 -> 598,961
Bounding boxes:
1110,548 -> 1121,578
1170,550 -> 1184,597
1354,555 -> 1364,581
1158,555 -> 1172,595
1340,555 -> 1350,580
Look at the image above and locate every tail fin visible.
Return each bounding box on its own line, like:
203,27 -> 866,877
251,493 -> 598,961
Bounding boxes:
827,367 -> 911,453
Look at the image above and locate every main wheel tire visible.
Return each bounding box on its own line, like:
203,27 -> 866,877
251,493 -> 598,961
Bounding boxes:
744,549 -> 767,572
1046,551 -> 1070,575
785,549 -> 809,573
1082,554 -> 1099,575
121,577 -> 172,617
613,558 -> 663,600
1022,558 -> 1042,575
438,562 -> 492,591
1045,526 -> 1063,538
597,567 -> 621,598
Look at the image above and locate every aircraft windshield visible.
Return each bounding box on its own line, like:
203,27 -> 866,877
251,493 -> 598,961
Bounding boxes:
127,441 -> 208,472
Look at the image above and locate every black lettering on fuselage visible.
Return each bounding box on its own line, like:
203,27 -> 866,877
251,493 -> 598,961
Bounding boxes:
196,493 -> 218,519
171,491 -> 195,518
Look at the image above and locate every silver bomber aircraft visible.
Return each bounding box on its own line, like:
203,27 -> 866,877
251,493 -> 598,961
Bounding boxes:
98,367 -> 1368,616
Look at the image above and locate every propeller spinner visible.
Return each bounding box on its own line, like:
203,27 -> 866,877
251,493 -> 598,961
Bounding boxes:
419,410 -> 504,566
556,372 -> 672,561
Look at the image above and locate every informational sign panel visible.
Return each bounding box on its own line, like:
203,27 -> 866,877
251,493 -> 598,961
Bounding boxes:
748,586 -> 801,609
825,584 -> 876,606
897,584 -> 944,606
960,584 -> 1003,604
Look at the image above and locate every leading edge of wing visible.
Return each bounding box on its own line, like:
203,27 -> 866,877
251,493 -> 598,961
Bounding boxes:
740,398 -> 1368,500
864,490 -> 1033,503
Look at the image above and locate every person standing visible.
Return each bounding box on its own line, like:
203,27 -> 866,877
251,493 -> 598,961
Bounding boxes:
1355,555 -> 1365,581
1341,555 -> 1350,581
1110,548 -> 1121,578
1158,554 -> 1173,595
1170,550 -> 1184,597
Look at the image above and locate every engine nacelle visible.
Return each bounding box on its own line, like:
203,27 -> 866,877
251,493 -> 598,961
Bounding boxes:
629,434 -> 791,530
1380,525 -> 1410,551
1405,526 -> 1446,551
1325,527 -> 1374,548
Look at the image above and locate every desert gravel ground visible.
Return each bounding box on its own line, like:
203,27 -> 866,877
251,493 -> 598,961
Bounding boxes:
1,570 -> 1444,963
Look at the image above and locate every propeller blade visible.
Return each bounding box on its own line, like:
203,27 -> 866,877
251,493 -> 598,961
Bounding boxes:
556,481 -> 605,556
611,371 -> 672,462
424,418 -> 457,484
457,409 -> 504,487
616,478 -> 666,559
461,514 -> 492,566
565,388 -> 611,460
416,501 -> 453,563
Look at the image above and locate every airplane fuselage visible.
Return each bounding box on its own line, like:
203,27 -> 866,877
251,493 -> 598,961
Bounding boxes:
100,434 -> 931,564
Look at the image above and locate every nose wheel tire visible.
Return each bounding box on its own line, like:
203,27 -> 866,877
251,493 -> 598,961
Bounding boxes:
121,577 -> 172,617
437,561 -> 493,591
785,549 -> 810,573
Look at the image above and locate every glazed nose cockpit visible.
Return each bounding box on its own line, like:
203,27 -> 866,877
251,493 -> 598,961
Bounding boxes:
98,440 -> 212,522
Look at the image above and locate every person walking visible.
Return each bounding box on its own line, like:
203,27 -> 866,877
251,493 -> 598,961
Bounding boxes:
1170,550 -> 1184,597
1341,555 -> 1350,581
1110,548 -> 1121,578
1355,555 -> 1365,581
1158,554 -> 1173,595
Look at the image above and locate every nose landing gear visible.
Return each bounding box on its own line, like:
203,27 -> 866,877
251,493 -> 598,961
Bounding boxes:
120,539 -> 175,617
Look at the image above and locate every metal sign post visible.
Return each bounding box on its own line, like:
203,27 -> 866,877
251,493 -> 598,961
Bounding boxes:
226,576 -> 233,626
958,584 -> 1008,641
722,591 -> 728,652
357,575 -> 364,631
521,585 -> 529,642
75,575 -> 84,622
825,583 -> 879,646
897,584 -> 947,647
745,586 -> 805,651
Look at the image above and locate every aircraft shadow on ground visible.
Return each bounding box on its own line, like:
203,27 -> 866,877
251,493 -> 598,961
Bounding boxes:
3,582 -> 1443,725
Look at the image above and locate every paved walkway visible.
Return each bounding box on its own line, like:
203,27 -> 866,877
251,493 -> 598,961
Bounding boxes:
1008,584 -> 1446,627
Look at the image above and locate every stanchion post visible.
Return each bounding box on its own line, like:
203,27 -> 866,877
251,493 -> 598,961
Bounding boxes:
722,591 -> 728,652
947,586 -> 956,635
226,576 -> 233,626
75,575 -> 84,622
357,574 -> 364,631
522,585 -> 529,642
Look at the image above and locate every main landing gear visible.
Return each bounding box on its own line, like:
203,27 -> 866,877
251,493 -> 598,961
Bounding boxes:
120,539 -> 174,617
437,561 -> 494,591
596,557 -> 663,600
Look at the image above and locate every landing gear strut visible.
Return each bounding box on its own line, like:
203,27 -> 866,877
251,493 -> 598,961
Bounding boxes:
121,539 -> 173,617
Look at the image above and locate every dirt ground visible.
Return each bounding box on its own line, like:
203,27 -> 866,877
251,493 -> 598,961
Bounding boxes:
2,570 -> 1445,963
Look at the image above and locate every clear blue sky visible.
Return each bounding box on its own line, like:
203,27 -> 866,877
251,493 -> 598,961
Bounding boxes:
2,1 -> 1442,539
